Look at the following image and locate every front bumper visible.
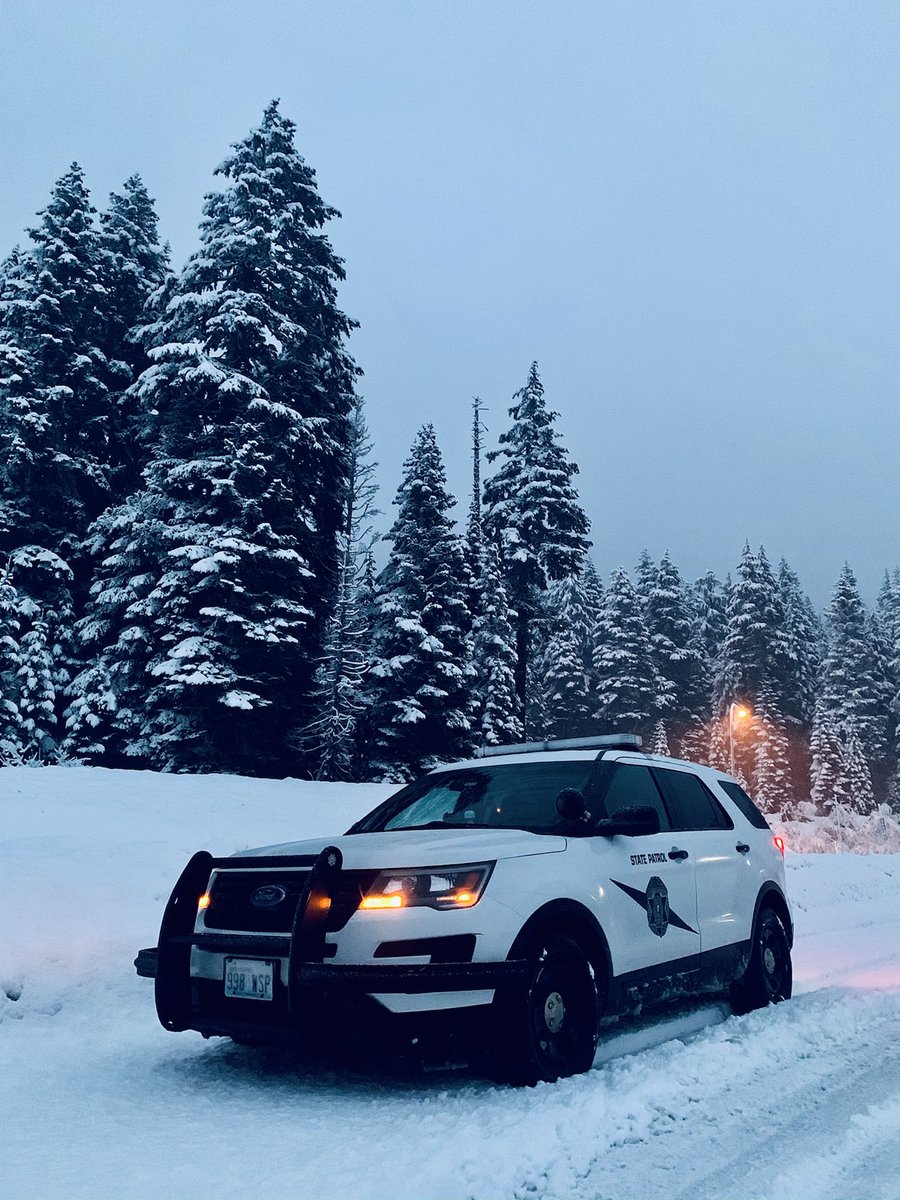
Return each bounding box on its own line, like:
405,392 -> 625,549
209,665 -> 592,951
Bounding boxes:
138,846 -> 527,1041
136,938 -> 524,993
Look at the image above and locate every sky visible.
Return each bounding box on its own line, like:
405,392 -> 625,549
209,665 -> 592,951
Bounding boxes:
1,0 -> 898,607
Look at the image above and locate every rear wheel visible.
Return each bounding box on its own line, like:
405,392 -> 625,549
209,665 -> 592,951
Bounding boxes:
492,931 -> 600,1085
731,907 -> 792,1014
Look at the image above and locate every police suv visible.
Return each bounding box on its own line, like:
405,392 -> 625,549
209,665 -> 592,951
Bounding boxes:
136,735 -> 793,1083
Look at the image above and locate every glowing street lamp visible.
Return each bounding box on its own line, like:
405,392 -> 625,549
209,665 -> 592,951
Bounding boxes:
728,701 -> 751,777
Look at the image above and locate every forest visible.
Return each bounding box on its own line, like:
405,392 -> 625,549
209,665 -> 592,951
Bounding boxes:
0,102 -> 898,846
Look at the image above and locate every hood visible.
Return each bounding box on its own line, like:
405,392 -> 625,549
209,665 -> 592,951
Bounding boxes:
235,828 -> 566,868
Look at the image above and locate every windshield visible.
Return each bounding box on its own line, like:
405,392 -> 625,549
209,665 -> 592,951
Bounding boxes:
349,761 -> 599,834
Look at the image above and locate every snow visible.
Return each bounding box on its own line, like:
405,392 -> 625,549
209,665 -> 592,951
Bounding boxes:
2,765 -> 899,1200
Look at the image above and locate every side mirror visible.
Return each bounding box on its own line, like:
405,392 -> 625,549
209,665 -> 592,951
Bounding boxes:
594,805 -> 661,837
556,788 -> 588,822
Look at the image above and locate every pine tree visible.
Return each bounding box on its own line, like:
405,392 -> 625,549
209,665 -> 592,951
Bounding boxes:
367,425 -> 475,778
634,550 -> 657,608
650,719 -> 670,757
752,683 -> 794,819
878,569 -> 900,809
775,558 -> 822,728
876,568 -> 900,651
297,397 -> 378,779
715,544 -> 790,715
543,619 -> 592,740
592,567 -> 660,735
0,165 -> 115,567
820,565 -> 890,761
80,103 -> 358,771
693,571 -> 728,679
810,698 -> 843,813
483,363 -> 590,722
472,541 -> 521,747
705,716 -> 731,774
644,551 -> 705,741
541,565 -> 600,740
840,720 -> 875,817
2,546 -> 75,761
96,175 -> 170,497
0,563 -> 22,759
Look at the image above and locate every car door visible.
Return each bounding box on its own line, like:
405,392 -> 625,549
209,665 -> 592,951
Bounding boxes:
651,766 -> 747,961
590,760 -> 700,979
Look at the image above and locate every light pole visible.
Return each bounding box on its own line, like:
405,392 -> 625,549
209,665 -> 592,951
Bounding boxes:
728,702 -> 750,777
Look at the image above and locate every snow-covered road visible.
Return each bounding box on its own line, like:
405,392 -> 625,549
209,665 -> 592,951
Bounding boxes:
2,767 -> 899,1200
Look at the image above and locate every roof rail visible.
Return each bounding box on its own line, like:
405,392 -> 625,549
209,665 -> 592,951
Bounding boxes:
477,734 -> 643,758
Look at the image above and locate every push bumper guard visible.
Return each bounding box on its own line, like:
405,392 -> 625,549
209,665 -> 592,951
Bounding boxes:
137,846 -> 526,1035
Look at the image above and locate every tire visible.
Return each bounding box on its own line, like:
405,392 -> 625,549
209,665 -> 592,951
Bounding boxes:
491,931 -> 600,1085
731,907 -> 792,1015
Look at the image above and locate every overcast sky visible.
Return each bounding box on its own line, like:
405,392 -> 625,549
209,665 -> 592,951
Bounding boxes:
1,0 -> 898,606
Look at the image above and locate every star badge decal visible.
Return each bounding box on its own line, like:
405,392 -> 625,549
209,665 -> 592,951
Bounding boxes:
610,875 -> 698,938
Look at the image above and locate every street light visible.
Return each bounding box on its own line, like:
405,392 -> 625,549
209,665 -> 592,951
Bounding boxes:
728,701 -> 751,777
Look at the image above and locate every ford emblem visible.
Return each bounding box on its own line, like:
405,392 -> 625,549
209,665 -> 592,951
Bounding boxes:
250,883 -> 287,908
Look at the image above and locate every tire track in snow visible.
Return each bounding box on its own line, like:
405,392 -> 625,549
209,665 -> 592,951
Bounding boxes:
767,1093 -> 900,1200
502,988 -> 900,1200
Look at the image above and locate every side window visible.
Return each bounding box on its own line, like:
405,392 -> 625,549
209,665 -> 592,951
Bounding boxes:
599,764 -> 670,832
653,768 -> 733,831
717,781 -> 770,830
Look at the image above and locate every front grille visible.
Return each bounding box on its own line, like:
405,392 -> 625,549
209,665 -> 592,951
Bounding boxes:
204,868 -> 380,933
205,869 -> 309,932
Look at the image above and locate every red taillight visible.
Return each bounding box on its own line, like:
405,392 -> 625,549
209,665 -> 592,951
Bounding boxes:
773,836 -> 785,856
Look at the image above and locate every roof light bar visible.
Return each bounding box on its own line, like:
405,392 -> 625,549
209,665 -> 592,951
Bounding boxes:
477,734 -> 643,758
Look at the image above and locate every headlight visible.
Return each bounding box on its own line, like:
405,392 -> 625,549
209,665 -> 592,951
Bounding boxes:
360,862 -> 494,911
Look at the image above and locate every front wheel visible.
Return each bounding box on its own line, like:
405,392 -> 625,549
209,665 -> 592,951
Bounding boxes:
491,932 -> 600,1085
731,908 -> 792,1015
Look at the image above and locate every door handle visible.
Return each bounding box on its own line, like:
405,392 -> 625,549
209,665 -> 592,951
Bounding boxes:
736,842 -> 750,854
668,848 -> 689,861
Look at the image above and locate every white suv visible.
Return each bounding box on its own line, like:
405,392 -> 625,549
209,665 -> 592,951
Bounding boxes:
136,735 -> 793,1083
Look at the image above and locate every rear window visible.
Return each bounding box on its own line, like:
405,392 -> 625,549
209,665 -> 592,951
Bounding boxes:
653,768 -> 733,831
349,761 -> 599,833
717,781 -> 771,829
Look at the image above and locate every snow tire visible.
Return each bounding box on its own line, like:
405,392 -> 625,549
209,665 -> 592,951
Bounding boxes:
491,931 -> 600,1086
731,907 -> 792,1015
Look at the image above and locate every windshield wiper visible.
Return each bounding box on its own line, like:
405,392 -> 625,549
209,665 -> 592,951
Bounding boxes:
393,820 -> 498,831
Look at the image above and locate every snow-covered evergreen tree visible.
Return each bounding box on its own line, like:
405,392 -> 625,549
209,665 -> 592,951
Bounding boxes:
79,103 -> 358,772
752,683 -> 794,819
644,551 -> 706,743
634,550 -> 657,608
878,569 -> 900,809
693,571 -> 728,677
367,425 -> 476,779
650,718 -> 670,757
96,175 -> 170,497
540,563 -> 601,740
0,165 -> 115,566
543,620 -> 592,741
472,541 -> 521,747
840,720 -> 876,817
1,547 -> 75,761
820,565 -> 891,761
775,558 -> 822,728
483,363 -> 590,723
0,564 -> 22,759
715,544 -> 790,715
592,567 -> 661,735
810,698 -> 842,813
297,397 -> 378,779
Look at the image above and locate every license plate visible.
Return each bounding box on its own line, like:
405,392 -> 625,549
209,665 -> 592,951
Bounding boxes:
224,958 -> 275,1002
